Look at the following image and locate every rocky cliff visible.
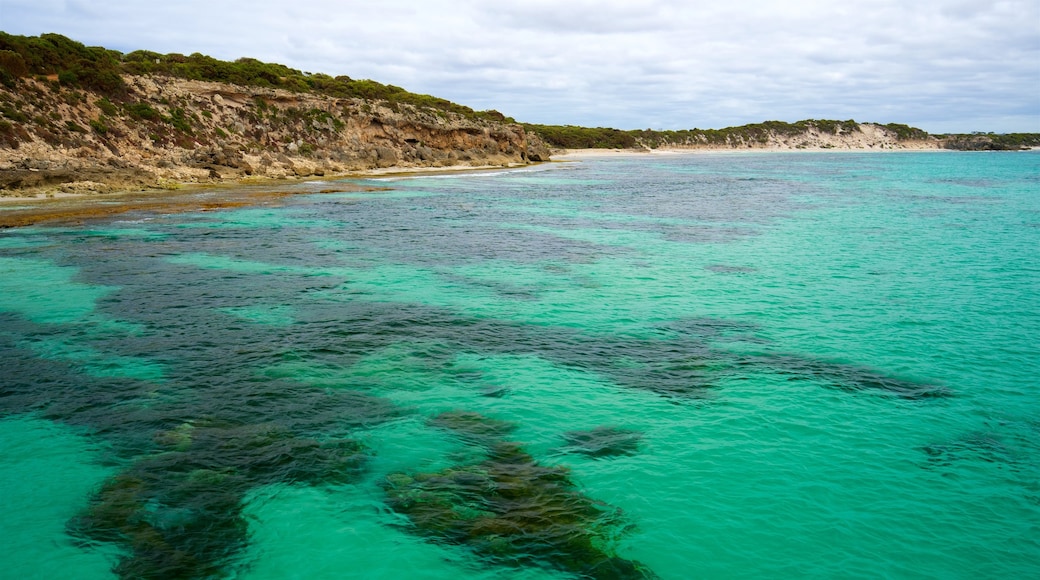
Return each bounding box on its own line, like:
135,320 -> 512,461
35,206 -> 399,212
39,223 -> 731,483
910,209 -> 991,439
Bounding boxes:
0,75 -> 551,195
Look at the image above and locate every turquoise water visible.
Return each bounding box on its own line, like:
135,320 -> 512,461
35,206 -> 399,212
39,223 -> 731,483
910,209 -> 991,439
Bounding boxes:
1,152 -> 1038,578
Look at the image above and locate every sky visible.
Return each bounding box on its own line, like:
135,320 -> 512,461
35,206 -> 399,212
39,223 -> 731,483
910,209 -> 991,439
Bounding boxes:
2,0 -> 1038,133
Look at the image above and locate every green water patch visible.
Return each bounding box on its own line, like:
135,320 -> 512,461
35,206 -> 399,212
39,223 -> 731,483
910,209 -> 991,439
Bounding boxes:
309,238 -> 366,254
451,260 -> 581,298
0,234 -> 52,248
318,263 -> 507,317
260,358 -> 353,388
166,252 -> 318,276
499,223 -> 669,250
237,484 -> 565,580
17,336 -> 165,381
11,225 -> 168,240
0,415 -> 120,579
576,366 -> 1035,577
174,207 -> 341,230
347,341 -> 458,390
316,188 -> 443,201
262,344 -> 672,459
447,353 -> 669,451
0,257 -> 113,324
76,227 -> 168,240
356,416 -> 479,478
218,305 -> 295,326
264,342 -> 451,390
69,421 -> 371,578
503,203 -> 699,227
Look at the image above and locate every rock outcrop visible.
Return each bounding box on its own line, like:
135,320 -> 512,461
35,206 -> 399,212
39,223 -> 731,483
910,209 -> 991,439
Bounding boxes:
0,75 -> 550,194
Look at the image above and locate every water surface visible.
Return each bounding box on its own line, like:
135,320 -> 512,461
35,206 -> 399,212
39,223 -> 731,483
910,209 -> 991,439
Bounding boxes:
2,152 -> 1038,578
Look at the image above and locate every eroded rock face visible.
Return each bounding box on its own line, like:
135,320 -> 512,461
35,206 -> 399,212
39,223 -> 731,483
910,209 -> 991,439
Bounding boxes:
0,76 -> 551,193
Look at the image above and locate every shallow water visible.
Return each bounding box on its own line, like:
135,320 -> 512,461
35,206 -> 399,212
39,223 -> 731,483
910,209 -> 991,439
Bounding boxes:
2,152 -> 1038,578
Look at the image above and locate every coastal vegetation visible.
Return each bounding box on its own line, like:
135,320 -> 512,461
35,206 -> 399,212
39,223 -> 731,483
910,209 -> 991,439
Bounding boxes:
0,31 -> 509,122
525,120 -> 1040,151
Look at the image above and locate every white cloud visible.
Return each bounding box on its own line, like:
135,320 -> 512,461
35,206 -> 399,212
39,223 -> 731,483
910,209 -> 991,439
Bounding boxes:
1,0 -> 1037,132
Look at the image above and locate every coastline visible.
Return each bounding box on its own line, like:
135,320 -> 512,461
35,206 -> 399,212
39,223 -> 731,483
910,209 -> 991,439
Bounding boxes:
4,145 -> 1033,228
552,144 -> 945,161
0,161 -> 540,228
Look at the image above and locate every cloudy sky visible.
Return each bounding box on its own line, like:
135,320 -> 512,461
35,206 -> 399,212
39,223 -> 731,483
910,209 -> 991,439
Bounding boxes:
2,0 -> 1038,133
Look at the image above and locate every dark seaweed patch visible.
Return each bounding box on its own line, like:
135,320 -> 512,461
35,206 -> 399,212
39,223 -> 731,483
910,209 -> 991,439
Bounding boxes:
704,264 -> 756,274
479,384 -> 511,398
386,412 -> 655,579
561,426 -> 643,459
68,422 -> 367,578
734,354 -> 950,400
921,431 -> 1020,471
429,410 -> 517,446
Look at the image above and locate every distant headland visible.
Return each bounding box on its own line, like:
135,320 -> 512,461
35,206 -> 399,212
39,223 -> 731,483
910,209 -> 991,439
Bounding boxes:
1,32 -> 1037,200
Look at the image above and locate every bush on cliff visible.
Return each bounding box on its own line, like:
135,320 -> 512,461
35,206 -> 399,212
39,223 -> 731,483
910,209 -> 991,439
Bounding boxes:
0,32 -> 126,96
0,32 -> 507,121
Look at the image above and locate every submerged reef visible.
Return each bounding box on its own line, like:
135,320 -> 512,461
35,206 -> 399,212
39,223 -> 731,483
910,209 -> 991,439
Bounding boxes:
68,421 -> 367,578
385,411 -> 655,579
561,426 -> 643,459
737,354 -> 951,400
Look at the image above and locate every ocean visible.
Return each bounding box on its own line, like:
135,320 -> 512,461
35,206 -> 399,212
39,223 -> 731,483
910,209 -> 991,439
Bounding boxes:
1,151 -> 1038,579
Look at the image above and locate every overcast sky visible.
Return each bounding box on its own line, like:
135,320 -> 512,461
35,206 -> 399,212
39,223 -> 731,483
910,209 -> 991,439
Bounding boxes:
2,0 -> 1038,133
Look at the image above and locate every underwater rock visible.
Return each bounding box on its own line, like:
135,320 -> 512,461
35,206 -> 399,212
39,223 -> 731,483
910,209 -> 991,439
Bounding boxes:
386,412 -> 655,579
561,426 -> 643,459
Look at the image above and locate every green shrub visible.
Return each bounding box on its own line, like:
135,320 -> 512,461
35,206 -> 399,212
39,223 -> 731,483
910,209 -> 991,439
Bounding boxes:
0,49 -> 29,77
0,104 -> 28,123
89,118 -> 108,134
57,70 -> 78,85
168,107 -> 192,132
95,97 -> 118,116
125,102 -> 160,120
